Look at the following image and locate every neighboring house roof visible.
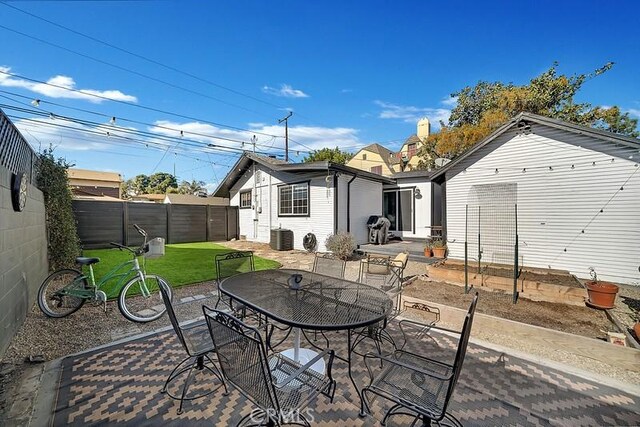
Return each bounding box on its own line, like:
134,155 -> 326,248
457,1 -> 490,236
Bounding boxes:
73,194 -> 123,202
68,168 -> 122,184
163,194 -> 229,205
430,112 -> 640,181
213,152 -> 395,198
402,134 -> 422,147
132,193 -> 166,201
355,143 -> 400,166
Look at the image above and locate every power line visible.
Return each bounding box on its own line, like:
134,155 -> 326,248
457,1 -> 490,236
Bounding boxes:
0,1 -> 289,112
0,22 -> 276,119
0,69 -> 288,141
0,90 -> 313,154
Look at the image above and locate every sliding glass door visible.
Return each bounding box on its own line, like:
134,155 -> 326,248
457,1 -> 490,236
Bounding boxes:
383,189 -> 413,232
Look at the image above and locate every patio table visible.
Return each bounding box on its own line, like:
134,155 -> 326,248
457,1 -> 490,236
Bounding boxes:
219,268 -> 393,410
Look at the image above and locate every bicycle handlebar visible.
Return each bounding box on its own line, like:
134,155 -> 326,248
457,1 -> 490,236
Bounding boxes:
109,225 -> 149,257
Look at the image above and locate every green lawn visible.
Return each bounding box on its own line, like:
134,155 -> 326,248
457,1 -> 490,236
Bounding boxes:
83,242 -> 281,298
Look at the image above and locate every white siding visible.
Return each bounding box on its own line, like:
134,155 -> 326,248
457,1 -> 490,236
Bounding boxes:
229,166 -> 336,251
445,127 -> 640,285
384,178 -> 432,239
349,178 -> 383,245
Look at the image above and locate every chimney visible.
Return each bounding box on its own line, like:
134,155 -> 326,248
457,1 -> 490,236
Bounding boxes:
417,117 -> 431,142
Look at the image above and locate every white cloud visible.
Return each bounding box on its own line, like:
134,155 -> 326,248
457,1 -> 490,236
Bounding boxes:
262,84 -> 309,98
374,100 -> 451,125
340,89 -> 353,94
0,66 -> 137,103
150,120 -> 362,153
441,96 -> 458,107
628,108 -> 640,118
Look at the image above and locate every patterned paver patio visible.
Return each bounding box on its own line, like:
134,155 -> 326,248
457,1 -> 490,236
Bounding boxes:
45,316 -> 640,426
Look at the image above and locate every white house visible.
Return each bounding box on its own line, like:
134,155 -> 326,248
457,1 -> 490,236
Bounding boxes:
213,153 -> 394,251
432,113 -> 640,285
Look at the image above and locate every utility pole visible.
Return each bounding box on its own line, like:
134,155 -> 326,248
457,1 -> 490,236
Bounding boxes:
279,111 -> 293,162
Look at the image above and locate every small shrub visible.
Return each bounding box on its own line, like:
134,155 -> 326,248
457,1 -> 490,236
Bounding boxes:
325,232 -> 357,260
431,238 -> 446,248
37,148 -> 81,271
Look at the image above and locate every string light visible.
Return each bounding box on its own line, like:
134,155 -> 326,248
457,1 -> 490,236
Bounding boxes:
31,99 -> 40,107
110,116 -> 116,125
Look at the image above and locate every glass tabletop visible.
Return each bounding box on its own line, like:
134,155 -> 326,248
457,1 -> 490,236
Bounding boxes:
219,269 -> 393,330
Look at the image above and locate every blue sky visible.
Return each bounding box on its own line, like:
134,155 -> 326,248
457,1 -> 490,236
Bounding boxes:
1,0 -> 638,191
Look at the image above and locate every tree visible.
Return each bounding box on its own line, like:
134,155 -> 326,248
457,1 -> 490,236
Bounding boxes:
37,148 -> 81,270
122,172 -> 178,195
303,147 -> 353,164
178,179 -> 206,195
418,62 -> 639,167
146,172 -> 178,194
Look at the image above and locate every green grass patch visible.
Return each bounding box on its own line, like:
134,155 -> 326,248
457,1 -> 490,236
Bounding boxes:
83,242 -> 280,298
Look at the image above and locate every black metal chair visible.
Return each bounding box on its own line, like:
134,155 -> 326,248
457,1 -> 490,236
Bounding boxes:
361,293 -> 479,426
312,252 -> 346,279
214,251 -> 255,316
203,306 -> 336,427
158,279 -> 227,414
350,255 -> 404,355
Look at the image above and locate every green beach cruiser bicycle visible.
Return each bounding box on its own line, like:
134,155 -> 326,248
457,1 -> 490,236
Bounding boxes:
37,225 -> 172,323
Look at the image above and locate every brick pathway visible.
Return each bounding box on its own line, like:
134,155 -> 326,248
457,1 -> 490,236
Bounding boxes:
48,318 -> 640,426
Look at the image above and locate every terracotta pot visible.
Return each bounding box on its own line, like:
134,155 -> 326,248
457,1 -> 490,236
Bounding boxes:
585,280 -> 619,309
432,247 -> 447,258
424,248 -> 432,257
634,323 -> 640,340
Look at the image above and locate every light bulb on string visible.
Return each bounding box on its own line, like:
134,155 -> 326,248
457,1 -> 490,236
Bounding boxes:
31,99 -> 40,107
110,116 -> 116,125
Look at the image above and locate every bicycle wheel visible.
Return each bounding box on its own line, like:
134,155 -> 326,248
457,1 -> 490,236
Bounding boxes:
118,274 -> 170,323
38,269 -> 87,318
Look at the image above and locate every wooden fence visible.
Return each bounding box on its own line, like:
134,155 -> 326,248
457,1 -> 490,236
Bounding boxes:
72,200 -> 238,249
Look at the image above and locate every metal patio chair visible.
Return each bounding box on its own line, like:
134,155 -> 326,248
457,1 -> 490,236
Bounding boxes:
158,279 -> 227,414
312,252 -> 346,279
361,293 -> 479,426
350,255 -> 404,354
214,251 -> 255,317
203,306 -> 337,427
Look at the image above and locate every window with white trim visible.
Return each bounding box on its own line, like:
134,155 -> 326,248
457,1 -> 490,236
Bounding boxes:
239,190 -> 252,208
278,182 -> 309,216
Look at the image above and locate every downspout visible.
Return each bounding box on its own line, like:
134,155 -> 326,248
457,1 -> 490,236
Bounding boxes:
346,173 -> 357,232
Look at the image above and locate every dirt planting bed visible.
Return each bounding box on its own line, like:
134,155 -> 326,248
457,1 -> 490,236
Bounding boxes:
441,261 -> 582,288
404,279 -> 614,339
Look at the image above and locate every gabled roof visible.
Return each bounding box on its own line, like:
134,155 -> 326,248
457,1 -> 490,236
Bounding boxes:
402,134 -> 422,147
431,112 -> 640,180
355,143 -> 400,166
213,152 -> 394,197
164,194 -> 229,205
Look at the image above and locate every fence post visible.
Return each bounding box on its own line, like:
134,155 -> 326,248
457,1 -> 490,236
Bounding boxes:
166,204 -> 172,244
122,201 -> 129,246
464,204 -> 469,294
513,203 -> 519,304
477,206 -> 481,275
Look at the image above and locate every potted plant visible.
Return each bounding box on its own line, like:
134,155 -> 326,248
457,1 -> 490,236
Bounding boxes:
585,267 -> 619,309
424,241 -> 432,257
431,238 -> 447,258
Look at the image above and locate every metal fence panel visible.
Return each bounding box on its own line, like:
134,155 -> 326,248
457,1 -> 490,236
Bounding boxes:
169,204 -> 207,243
73,200 -> 124,249
126,203 -> 168,246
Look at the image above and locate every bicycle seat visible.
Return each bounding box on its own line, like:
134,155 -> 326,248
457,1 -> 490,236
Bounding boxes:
76,257 -> 100,266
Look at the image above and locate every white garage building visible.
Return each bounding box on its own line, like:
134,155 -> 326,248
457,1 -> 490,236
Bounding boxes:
432,113 -> 640,285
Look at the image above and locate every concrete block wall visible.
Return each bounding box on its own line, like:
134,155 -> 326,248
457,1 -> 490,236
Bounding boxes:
0,164 -> 48,357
